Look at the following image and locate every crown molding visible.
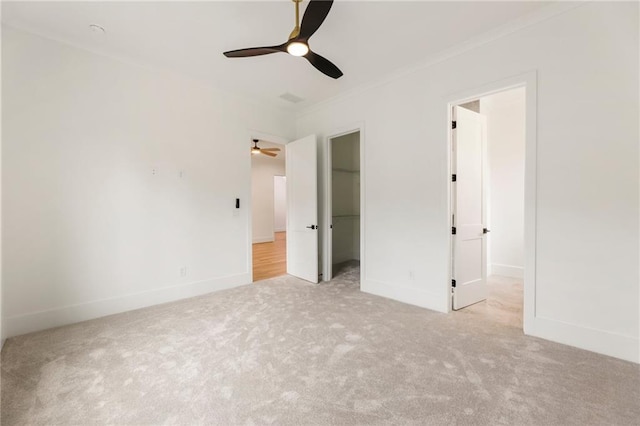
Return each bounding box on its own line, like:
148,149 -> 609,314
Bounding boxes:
1,22 -> 296,116
296,1 -> 585,118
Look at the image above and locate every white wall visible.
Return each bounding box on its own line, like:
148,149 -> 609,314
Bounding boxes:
1,26 -> 295,337
0,23 -> 3,348
481,88 -> 525,279
273,176 -> 286,233
251,145 -> 285,243
297,3 -> 639,362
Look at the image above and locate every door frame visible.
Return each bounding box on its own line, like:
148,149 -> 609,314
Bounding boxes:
247,129 -> 290,282
323,124 -> 365,284
445,71 -> 537,335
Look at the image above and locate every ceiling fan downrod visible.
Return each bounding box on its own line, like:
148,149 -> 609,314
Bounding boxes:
289,0 -> 302,40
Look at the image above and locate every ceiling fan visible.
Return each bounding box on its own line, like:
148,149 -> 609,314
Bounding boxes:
223,0 -> 343,79
251,139 -> 281,157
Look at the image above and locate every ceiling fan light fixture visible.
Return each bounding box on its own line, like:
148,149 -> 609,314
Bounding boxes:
251,147 -> 260,154
287,41 -> 309,57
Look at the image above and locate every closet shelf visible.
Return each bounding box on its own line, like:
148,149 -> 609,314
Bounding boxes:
332,214 -> 360,218
332,168 -> 360,173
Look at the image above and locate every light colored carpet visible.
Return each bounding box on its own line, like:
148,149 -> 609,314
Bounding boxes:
2,267 -> 639,425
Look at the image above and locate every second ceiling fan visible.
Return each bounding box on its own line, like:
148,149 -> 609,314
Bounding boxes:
251,139 -> 281,157
223,0 -> 343,79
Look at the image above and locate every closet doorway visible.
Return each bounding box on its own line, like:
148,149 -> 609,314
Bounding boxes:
326,130 -> 362,283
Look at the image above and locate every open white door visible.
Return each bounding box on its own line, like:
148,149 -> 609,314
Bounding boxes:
452,106 -> 488,310
286,134 -> 319,283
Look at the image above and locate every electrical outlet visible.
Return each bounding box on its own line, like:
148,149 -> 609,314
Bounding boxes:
180,267 -> 187,278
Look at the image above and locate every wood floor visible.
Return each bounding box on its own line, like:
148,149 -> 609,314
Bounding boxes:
252,232 -> 286,282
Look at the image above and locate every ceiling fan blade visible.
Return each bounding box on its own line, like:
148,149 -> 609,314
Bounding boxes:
223,44 -> 285,58
261,151 -> 278,157
304,50 -> 343,79
261,148 -> 281,151
298,0 -> 334,41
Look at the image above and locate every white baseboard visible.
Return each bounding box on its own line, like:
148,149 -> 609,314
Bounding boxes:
529,316 -> 639,364
274,227 -> 286,233
491,263 -> 524,279
5,273 -> 251,339
362,279 -> 448,314
253,236 -> 274,244
363,279 -> 638,364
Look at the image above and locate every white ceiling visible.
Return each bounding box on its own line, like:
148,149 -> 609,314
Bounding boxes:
1,1 -> 552,111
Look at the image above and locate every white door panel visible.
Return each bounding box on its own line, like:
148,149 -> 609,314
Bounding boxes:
452,106 -> 487,310
286,134 -> 319,283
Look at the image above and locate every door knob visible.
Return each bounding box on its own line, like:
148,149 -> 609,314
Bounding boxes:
306,225 -> 316,230
483,228 -> 490,234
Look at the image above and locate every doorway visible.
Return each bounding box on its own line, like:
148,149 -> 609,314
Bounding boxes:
326,130 -> 362,284
450,87 -> 526,328
251,139 -> 287,282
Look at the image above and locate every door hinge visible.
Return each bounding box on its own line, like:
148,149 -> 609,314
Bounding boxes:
452,227 -> 456,235
452,174 -> 457,182
451,121 -> 457,129
452,279 -> 456,288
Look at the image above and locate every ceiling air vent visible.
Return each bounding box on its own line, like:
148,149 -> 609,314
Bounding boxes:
279,92 -> 305,104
